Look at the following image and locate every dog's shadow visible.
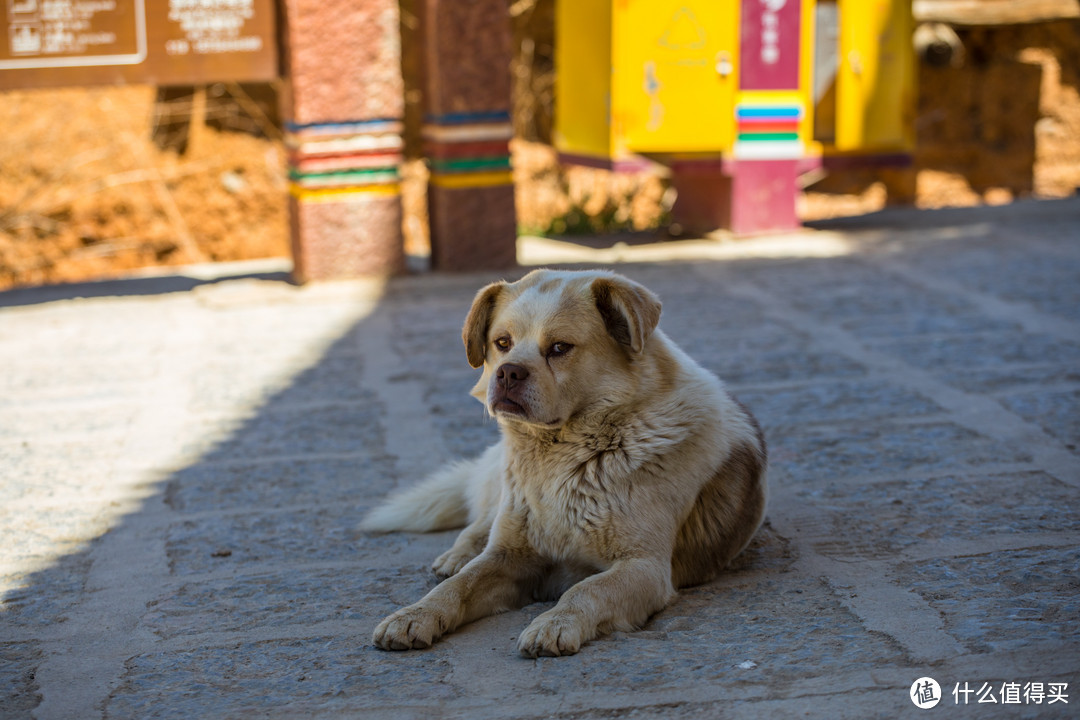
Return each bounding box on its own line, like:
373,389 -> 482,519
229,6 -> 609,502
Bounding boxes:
716,519 -> 793,577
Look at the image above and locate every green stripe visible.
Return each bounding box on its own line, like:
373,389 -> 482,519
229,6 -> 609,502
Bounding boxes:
428,156 -> 512,173
736,132 -> 800,142
288,167 -> 399,181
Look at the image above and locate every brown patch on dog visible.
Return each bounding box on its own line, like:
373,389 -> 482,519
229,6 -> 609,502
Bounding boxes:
671,441 -> 767,588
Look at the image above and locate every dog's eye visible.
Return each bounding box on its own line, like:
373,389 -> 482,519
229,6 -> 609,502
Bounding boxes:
494,336 -> 512,352
548,342 -> 574,358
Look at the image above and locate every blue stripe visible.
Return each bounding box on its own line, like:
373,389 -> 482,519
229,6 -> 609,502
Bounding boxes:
735,107 -> 802,119
424,110 -> 512,125
285,118 -> 401,132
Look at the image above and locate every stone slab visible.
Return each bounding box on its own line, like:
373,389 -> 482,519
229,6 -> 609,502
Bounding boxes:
192,401 -> 388,465
191,352 -> 370,413
892,546 -> 1080,654
0,643 -> 43,717
999,390 -> 1080,451
736,379 -> 944,434
789,471 -> 1080,561
1,554 -> 93,628
165,455 -> 397,514
875,333 -> 1080,374
703,349 -> 868,387
103,636 -> 457,719
143,566 -> 437,640
900,246 -> 1080,322
770,421 -> 1033,486
936,365 -> 1080,396
164,506 -> 447,576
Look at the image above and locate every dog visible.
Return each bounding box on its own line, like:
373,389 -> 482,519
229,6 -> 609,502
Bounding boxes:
362,269 -> 767,657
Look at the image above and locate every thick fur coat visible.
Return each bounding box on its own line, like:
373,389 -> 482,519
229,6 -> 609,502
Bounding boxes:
362,269 -> 767,657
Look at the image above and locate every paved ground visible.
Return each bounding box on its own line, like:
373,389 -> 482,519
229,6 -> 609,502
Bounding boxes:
2,199 -> 1079,719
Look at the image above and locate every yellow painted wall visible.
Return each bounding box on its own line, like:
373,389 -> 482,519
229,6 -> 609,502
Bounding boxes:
836,0 -> 916,151
613,0 -> 739,153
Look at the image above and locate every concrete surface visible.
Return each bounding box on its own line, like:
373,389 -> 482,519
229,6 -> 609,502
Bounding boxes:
2,199 -> 1079,719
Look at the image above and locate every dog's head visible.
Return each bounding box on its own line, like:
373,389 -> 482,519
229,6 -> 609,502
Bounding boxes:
462,269 -> 662,429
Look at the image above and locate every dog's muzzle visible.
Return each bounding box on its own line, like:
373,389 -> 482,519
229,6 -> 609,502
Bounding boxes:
491,363 -> 530,417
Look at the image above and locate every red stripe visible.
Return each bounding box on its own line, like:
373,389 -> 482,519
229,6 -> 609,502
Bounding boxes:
292,153 -> 402,172
736,121 -> 799,134
423,139 -> 510,159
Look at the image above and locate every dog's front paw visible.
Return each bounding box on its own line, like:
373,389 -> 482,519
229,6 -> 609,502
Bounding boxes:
373,605 -> 449,651
518,609 -> 588,658
431,547 -> 475,579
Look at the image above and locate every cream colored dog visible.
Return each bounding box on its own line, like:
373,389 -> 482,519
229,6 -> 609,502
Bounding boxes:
363,269 -> 767,657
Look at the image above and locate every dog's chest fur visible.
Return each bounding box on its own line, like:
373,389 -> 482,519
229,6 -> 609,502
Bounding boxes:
502,410 -> 694,566
506,444 -> 623,565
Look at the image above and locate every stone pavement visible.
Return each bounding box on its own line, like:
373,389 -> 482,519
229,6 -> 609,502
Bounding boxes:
2,199 -> 1079,719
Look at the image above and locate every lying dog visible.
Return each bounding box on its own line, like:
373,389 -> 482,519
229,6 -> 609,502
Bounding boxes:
363,269 -> 767,657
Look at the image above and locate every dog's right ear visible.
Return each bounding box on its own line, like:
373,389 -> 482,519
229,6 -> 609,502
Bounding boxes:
591,275 -> 662,355
462,281 -> 506,368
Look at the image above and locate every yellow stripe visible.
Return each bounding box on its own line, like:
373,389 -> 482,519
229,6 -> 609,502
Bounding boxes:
289,183 -> 401,201
735,90 -> 805,107
429,170 -> 514,189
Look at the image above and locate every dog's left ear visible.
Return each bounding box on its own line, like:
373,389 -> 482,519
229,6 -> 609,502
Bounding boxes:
591,275 -> 662,354
462,281 -> 507,368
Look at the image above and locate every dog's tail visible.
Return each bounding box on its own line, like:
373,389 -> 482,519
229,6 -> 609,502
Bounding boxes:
360,460 -> 473,533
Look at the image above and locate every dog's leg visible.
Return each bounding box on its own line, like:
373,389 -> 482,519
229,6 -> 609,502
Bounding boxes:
431,516 -> 491,578
374,546 -> 542,651
517,557 -> 674,657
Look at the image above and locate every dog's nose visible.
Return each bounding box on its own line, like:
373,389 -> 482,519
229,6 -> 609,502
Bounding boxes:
496,363 -> 530,390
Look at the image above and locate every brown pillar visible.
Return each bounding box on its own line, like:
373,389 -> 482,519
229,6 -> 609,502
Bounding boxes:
280,0 -> 406,281
420,0 -> 518,271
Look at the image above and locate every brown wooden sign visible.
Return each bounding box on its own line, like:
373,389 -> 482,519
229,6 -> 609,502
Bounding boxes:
0,0 -> 277,90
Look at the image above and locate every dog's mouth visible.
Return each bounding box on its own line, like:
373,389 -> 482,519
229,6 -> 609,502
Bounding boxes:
491,396 -> 528,418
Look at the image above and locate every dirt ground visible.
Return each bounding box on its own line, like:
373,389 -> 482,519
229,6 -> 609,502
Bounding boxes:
1,20 -> 1078,290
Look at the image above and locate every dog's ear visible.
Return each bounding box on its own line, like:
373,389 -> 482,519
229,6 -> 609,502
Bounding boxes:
462,281 -> 507,368
591,275 -> 662,354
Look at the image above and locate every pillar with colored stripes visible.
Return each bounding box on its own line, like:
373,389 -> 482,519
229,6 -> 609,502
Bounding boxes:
281,0 -> 405,281
670,0 -> 809,236
420,0 -> 518,271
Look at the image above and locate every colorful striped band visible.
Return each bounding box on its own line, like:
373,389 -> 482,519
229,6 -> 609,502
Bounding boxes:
734,102 -> 804,160
423,110 -> 514,189
286,118 -> 403,196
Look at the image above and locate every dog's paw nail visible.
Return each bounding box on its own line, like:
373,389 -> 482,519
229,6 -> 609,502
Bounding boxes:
373,607 -> 445,651
432,551 -> 472,579
518,613 -> 585,658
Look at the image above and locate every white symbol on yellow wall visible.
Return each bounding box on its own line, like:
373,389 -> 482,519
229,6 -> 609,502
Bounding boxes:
657,7 -> 706,50
644,60 -> 663,131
